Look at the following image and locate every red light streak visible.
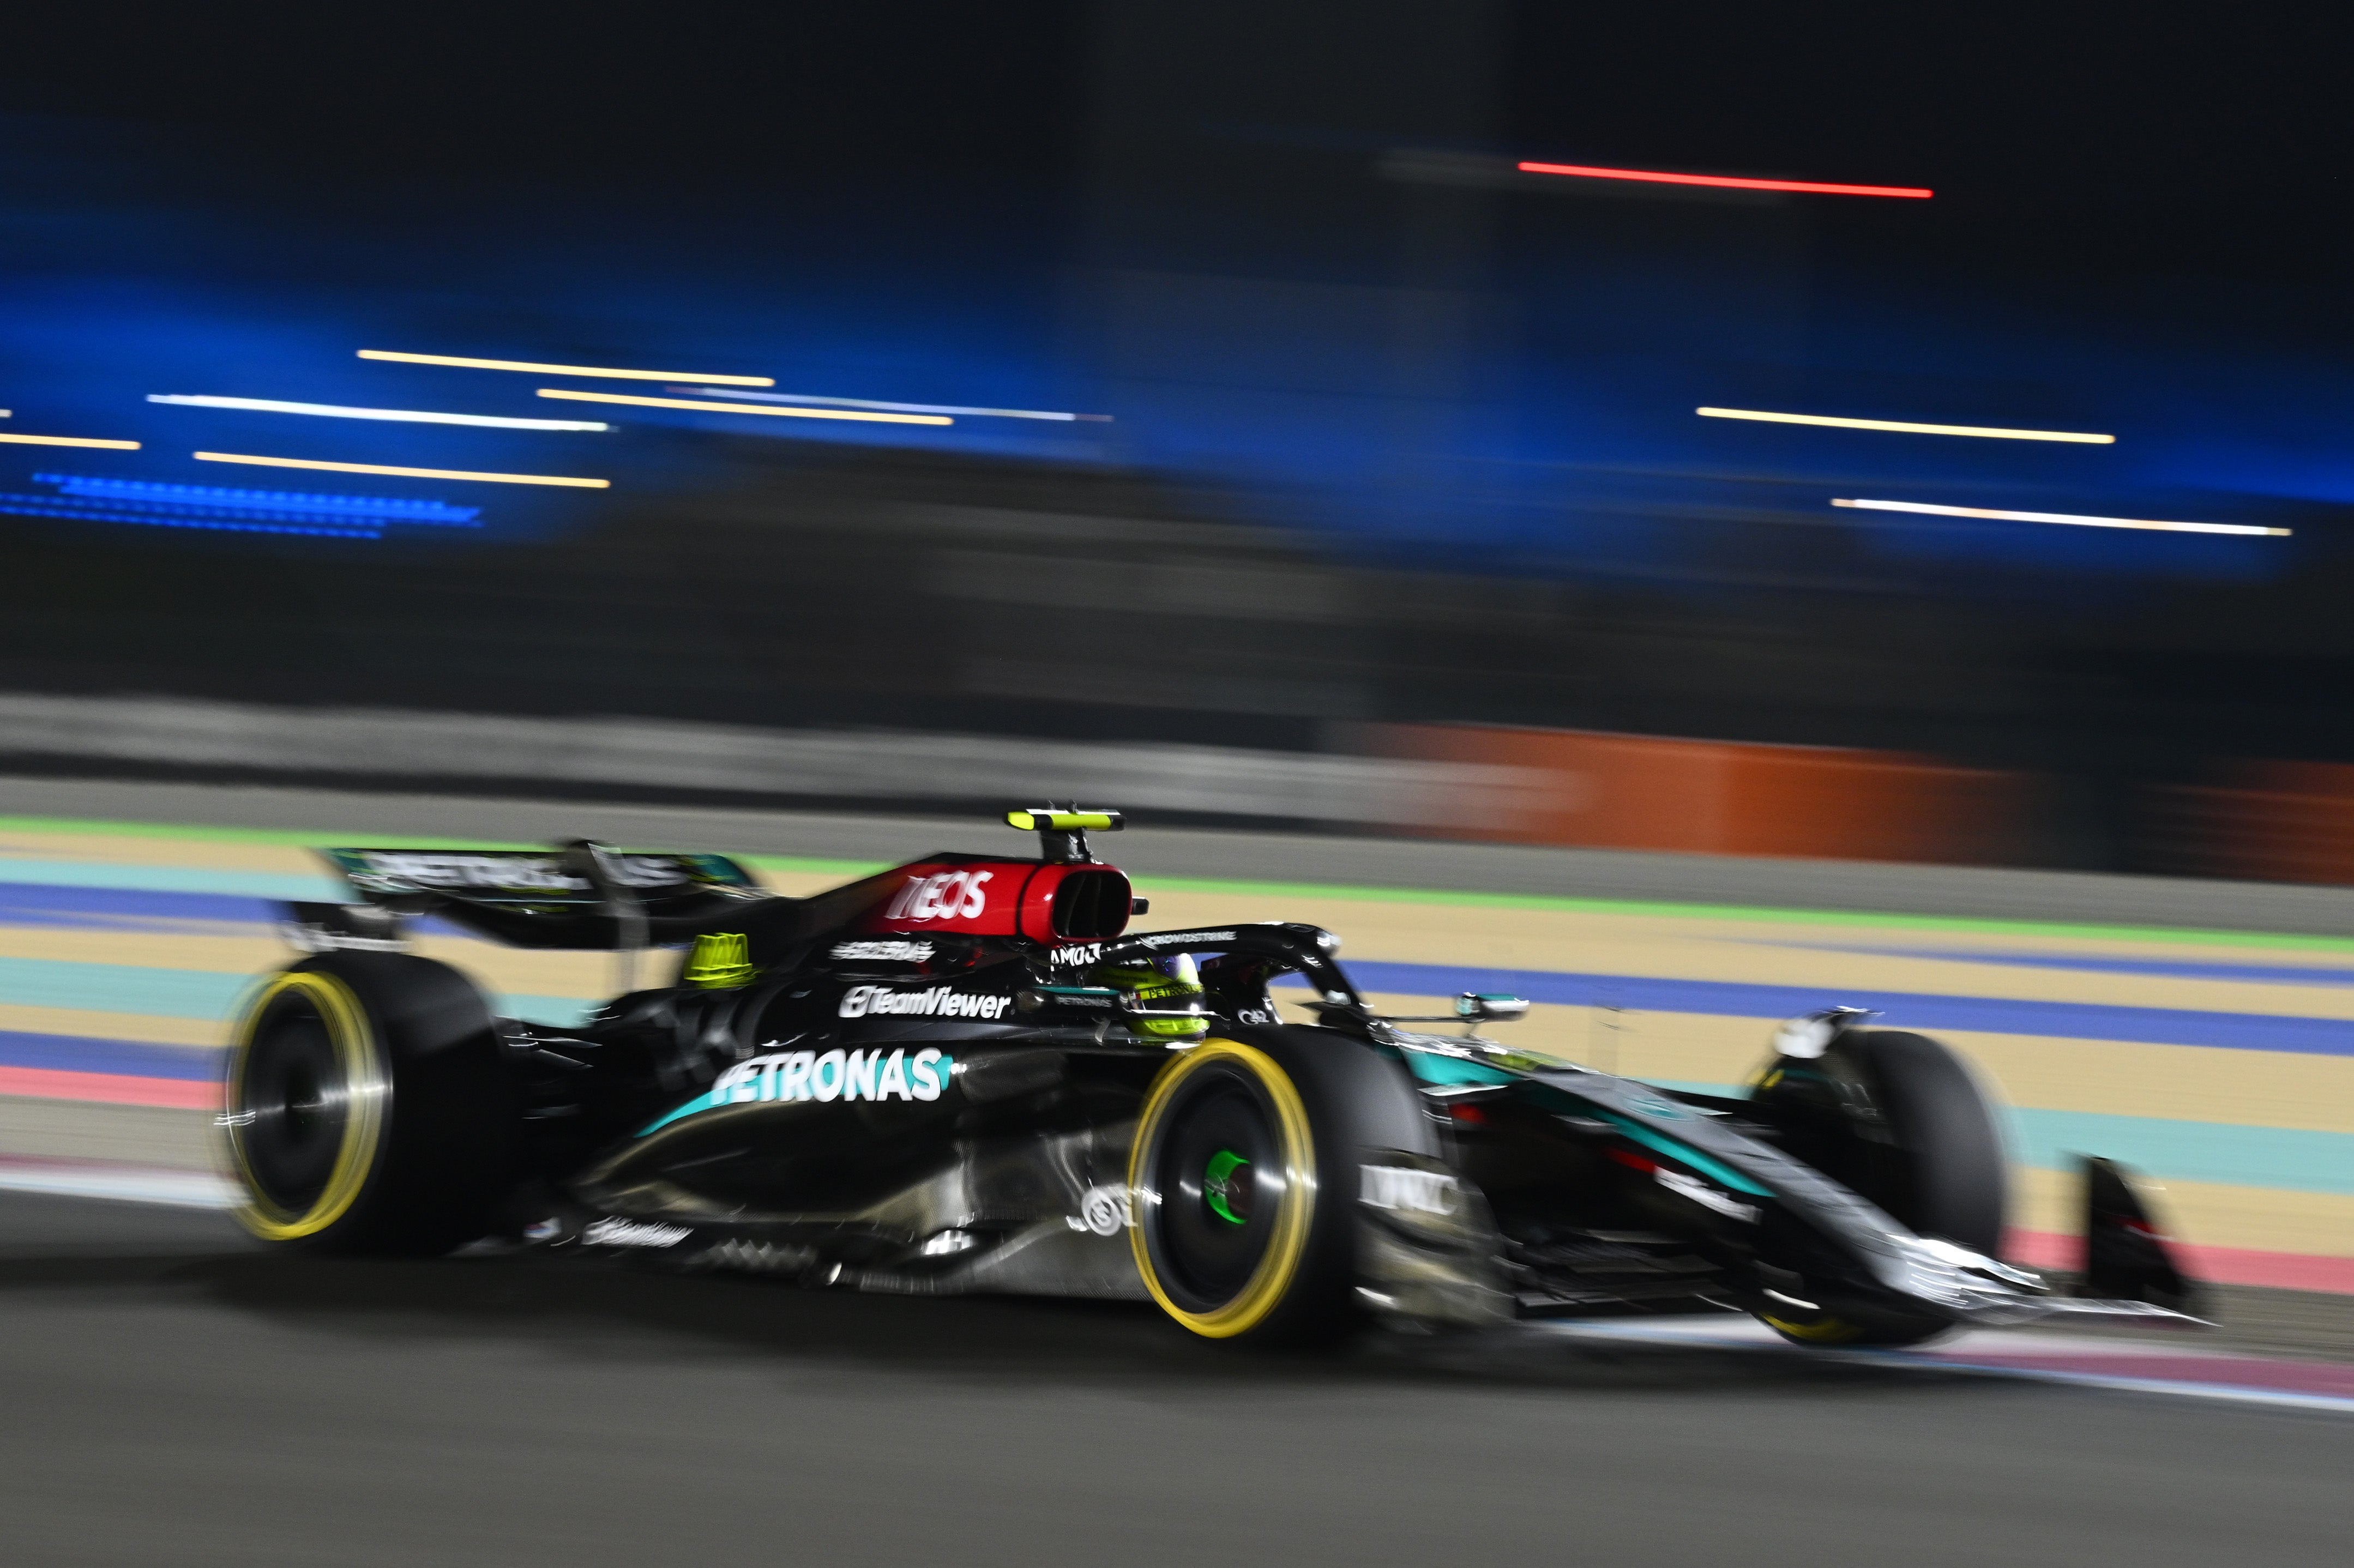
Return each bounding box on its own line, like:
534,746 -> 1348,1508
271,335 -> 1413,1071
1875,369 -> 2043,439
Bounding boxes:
1516,161 -> 1932,199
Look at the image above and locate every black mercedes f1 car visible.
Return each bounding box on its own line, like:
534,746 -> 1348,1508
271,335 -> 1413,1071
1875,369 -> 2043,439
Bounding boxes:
223,809 -> 2204,1346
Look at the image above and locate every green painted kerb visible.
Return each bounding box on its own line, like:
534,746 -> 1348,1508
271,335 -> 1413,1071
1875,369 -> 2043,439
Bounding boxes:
5,813 -> 2351,951
1129,875 -> 2354,953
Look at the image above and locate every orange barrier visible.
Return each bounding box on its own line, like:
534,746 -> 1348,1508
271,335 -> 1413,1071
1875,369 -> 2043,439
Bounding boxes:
2143,762 -> 2354,884
1386,725 -> 2030,863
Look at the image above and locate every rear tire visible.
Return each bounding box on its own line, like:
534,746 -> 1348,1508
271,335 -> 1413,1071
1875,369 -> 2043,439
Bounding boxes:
1128,1028 -> 1432,1344
223,954 -> 517,1255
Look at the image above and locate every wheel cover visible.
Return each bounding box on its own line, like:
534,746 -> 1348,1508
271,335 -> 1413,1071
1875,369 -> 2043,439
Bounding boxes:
225,971 -> 387,1240
1128,1039 -> 1316,1338
1203,1148 -> 1252,1226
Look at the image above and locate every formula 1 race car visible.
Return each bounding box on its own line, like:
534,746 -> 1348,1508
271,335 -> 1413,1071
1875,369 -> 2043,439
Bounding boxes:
221,809 -> 2204,1347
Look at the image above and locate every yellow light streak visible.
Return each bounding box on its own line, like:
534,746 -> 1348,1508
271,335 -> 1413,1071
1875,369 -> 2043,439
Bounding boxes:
191,453 -> 610,489
1697,407 -> 2115,444
358,350 -> 773,386
0,432 -> 140,449
1832,498 -> 2287,537
535,388 -> 952,426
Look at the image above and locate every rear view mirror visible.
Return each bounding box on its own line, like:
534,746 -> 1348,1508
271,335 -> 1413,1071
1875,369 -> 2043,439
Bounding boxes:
1455,993 -> 1529,1024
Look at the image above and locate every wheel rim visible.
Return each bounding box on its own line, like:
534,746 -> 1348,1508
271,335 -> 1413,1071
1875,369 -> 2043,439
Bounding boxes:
1129,1039 -> 1316,1337
226,972 -> 387,1240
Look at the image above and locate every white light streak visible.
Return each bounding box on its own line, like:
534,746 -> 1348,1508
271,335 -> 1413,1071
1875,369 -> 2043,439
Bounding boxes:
534,389 -> 950,426
671,386 -> 1105,422
1699,407 -> 2115,444
149,394 -> 610,431
358,350 -> 773,385
1831,498 -> 2287,537
192,453 -> 610,489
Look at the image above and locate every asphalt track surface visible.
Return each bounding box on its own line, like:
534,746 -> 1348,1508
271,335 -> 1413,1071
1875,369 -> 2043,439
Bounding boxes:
4,776 -> 2352,1564
0,1191 -> 2345,1568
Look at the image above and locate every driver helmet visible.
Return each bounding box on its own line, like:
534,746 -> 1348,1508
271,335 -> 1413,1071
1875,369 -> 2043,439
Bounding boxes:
1093,952 -> 1207,1040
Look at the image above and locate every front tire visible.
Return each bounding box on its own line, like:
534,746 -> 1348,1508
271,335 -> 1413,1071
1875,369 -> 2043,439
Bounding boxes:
224,954 -> 516,1255
1752,1028 -> 2008,1254
1128,1028 -> 1433,1344
1749,1027 -> 2010,1348
1756,1300 -> 1951,1349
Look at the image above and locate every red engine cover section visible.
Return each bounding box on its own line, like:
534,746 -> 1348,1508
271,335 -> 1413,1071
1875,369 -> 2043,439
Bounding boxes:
854,858 -> 1132,943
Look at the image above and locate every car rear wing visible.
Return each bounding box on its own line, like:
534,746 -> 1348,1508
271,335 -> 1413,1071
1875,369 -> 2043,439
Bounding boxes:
323,846 -> 758,901
309,843 -> 772,950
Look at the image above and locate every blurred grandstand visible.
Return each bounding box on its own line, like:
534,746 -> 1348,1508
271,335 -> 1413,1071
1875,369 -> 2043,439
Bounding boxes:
3,7 -> 2352,877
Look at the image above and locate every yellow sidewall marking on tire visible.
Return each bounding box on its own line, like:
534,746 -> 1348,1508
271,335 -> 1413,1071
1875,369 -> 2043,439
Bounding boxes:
225,970 -> 387,1241
1129,1038 -> 1317,1339
1762,1313 -> 1864,1344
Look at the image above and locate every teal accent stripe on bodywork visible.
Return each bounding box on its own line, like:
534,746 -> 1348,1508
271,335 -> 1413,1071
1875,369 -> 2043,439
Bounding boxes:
640,1089 -> 725,1137
1397,1052 -> 1518,1088
1590,1107 -> 1775,1196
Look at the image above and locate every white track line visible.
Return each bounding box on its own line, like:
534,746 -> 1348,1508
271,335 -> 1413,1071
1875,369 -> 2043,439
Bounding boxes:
0,1160 -> 237,1209
4,1168 -> 2345,1412
1532,1318 -> 2354,1415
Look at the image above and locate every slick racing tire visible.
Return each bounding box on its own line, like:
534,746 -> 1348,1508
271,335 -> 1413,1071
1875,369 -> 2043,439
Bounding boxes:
1852,1029 -> 2009,1257
1750,1028 -> 2008,1349
223,953 -> 517,1255
1128,1027 -> 1434,1346
1755,1299 -> 1952,1350
1753,1028 -> 2008,1255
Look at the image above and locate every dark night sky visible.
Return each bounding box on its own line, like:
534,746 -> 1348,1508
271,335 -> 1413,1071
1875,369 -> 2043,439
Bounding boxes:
0,8 -> 1088,203
7,4 -> 2344,316
1506,10 -> 2351,349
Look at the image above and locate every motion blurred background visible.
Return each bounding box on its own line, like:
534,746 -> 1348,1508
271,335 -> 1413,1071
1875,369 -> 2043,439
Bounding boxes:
1,17 -> 2353,1548
2,4 -> 2350,876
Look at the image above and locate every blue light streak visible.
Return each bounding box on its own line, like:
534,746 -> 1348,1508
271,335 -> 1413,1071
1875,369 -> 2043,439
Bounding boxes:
0,497 -> 380,539
668,385 -> 1099,421
35,473 -> 481,523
